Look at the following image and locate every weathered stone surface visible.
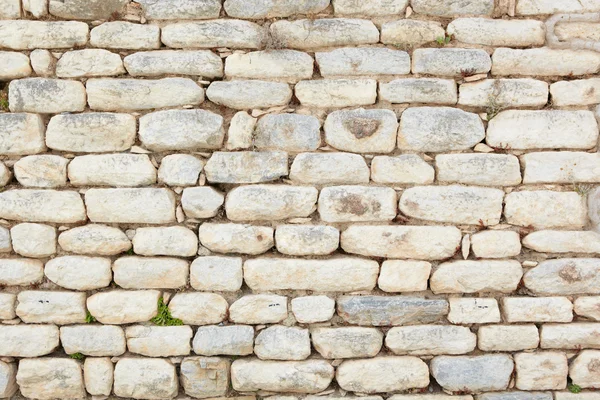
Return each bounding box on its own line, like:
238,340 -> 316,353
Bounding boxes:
270,19 -> 379,49
479,392 -> 553,400
412,0 -> 493,16
275,225 -> 339,256
0,259 -> 43,286
133,226 -> 197,257
190,256 -> 243,292
229,294 -> 288,324
431,260 -> 523,294
193,325 -> 254,356
291,296 -> 335,323
207,80 -> 292,110
10,223 -> 56,258
459,78 -> 548,108
59,225 -> 131,255
226,185 -> 318,221
17,290 -> 86,324
0,325 -> 58,357
333,0 -> 408,15
0,189 -> 86,223
0,51 -> 31,80
570,350 -> 600,388
137,0 -> 221,19
255,325 -> 310,360
226,50 -> 314,83
378,260 -> 431,292
84,358 -> 113,397
341,225 -> 461,260
413,49 -> 491,76
492,48 -> 600,76
316,48 -> 410,77
45,256 -> 112,290
524,259 -> 600,295
126,325 -> 193,357
436,154 -> 521,186
114,358 -> 178,400
49,0 -> 127,19
337,357 -> 429,393
0,227 -> 9,253
0,21 -> 88,50
90,22 -> 159,50
448,18 -> 545,46
471,230 -> 522,258
158,154 -> 203,187
0,113 -> 45,156
224,0 -> 329,18
551,78 -> 600,106
337,296 -> 448,326
14,155 -> 68,188
169,293 -> 228,325
85,188 -> 176,224
29,49 -> 54,76
431,355 -> 513,393
68,154 -> 156,187
516,0 -> 600,15
182,187 -> 225,219
162,20 -> 263,49
205,152 -> 288,183
140,109 -> 224,151
319,186 -> 397,222
0,0 -> 20,18
0,293 -> 15,320
254,113 -> 321,152
524,230 -> 600,253
324,108 -> 397,153
0,163 -> 9,187
448,298 -> 501,324
399,107 -> 484,152
180,357 -> 230,398
504,191 -> 587,229
124,50 -> 223,78
487,110 -> 598,150
87,78 -> 203,111
244,257 -> 378,291
232,359 -> 334,393
0,361 -> 16,398
478,325 -> 540,352
503,297 -> 573,323
312,327 -> 382,359
515,352 -> 568,390
9,78 -> 86,113
290,153 -> 369,185
227,111 -> 256,150
386,325 -> 476,355
400,185 -> 504,225
296,79 -> 377,108
17,358 -> 85,400
199,223 -> 274,255
113,256 -> 189,289
523,152 -> 600,184
60,325 -> 126,356
380,20 -> 444,47
86,290 -> 160,324
56,49 -> 124,78
556,22 -> 600,41
575,297 -> 600,321
380,78 -> 457,105
542,323 -> 600,349
46,113 -> 136,153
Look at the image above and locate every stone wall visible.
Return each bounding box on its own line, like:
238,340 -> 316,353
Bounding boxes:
1,0 -> 600,398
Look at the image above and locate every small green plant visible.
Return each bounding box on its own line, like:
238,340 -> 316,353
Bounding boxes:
486,81 -> 504,120
436,34 -> 452,45
568,384 -> 582,394
70,353 -> 85,361
0,91 -> 8,112
85,311 -> 96,324
573,183 -> 592,196
151,297 -> 183,326
125,247 -> 135,256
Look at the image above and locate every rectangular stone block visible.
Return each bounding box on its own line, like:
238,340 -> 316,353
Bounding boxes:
126,325 -> 193,357
0,324 -> 59,357
90,22 -> 160,50
504,190 -> 587,229
114,358 -> 178,400
17,358 -> 86,400
550,78 -> 600,106
431,355 -> 513,393
386,325 -> 476,355
371,155 -> 435,185
492,48 -> 600,76
318,186 -> 397,222
124,50 -> 223,77
206,80 -> 292,110
436,154 -> 521,186
0,190 -> 86,223
459,79 -> 548,108
0,113 -> 45,156
198,223 -> 274,255
0,51 -> 31,80
478,325 -> 540,352
60,325 -> 126,356
514,352 -> 567,390
137,0 -> 221,19
317,48 -> 410,77
290,153 -> 370,185
204,152 -> 288,184
431,260 -> 523,294
16,291 -> 87,325
85,188 -> 176,224
312,327 -> 383,359
193,325 -> 254,356
380,78 -> 457,105
113,257 -> 189,289
378,260 -> 431,292
502,297 -> 573,323
0,21 -> 88,49
296,79 -> 377,108
254,113 -> 321,152
9,78 -> 86,113
541,323 -> 600,349
523,152 -> 600,183
87,290 -> 161,325
412,0 -> 494,16
412,48 -> 491,76
524,258 -> 600,295
471,230 -> 522,259
162,19 -> 263,49
337,357 -> 429,393
448,18 -> 545,47
68,154 -> 156,187
225,50 -> 313,83
181,357 -> 229,398
48,0 -> 128,19
516,0 -> 600,14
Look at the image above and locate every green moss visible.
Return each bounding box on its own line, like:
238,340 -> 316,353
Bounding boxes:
568,384 -> 582,394
70,353 -> 85,361
151,297 -> 183,326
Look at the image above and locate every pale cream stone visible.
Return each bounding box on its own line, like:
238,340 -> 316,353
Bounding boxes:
224,0 -> 329,18
180,357 -> 230,398
114,358 -> 178,400
255,325 -> 310,360
90,22 -> 160,50
570,350 -> 600,388
523,151 -> 600,183
10,223 -> 56,258
448,18 -> 545,46
199,223 -> 274,255
162,19 -> 263,49
225,50 -> 313,83
59,225 -> 131,255
270,19 -> 379,50
124,50 -> 223,77
86,290 -> 160,325
9,78 -> 86,113
524,230 -> 600,253
575,297 -> 600,321
525,259 -> 600,295
380,20 -> 444,47
13,155 -> 68,188
556,22 -> 600,41
29,49 -> 54,76
133,226 -> 198,257
0,362 -> 17,399
48,0 -> 128,19
16,291 -> 86,324
492,48 -> 600,76
337,357 -> 429,393
291,296 -> 335,323
515,352 -> 568,390
0,163 -> 10,187
459,78 -> 549,108
182,187 -> 225,219
380,78 -> 457,105
0,51 -> 31,80
371,155 -> 434,185
296,79 -> 377,108
478,325 -> 540,351
169,293 -> 228,325
0,113 -> 45,156
126,325 -> 193,357
0,258 -> 43,286
312,327 -> 383,358
85,188 -> 176,224
556,393 -> 600,400
471,230 -> 522,258
68,154 -> 157,187
431,260 -> 523,294
503,297 -> 573,323
254,113 -> 321,152
0,21 -> 88,50
341,225 -> 461,260
113,257 -> 189,289
190,256 -> 243,292
0,324 -> 59,357
436,154 -> 521,186
56,49 -> 124,78
316,47 -> 410,77
17,358 -> 86,400
504,190 -> 587,229
319,186 -> 397,223
227,111 -> 256,150
541,323 -> 600,349
0,0 -> 20,18
275,225 -> 339,256
84,358 -> 113,397
516,0 -> 600,15
551,79 -> 600,106
193,325 -> 254,356
412,0 -> 493,16
431,355 -> 513,393
386,325 -> 476,355
412,48 -> 491,77
447,298 -> 501,324
60,325 -> 126,356
229,294 -> 288,324
0,293 -> 15,320
0,227 -> 9,253
378,261 -> 431,292
333,0 -> 408,15
226,185 -> 318,221
204,152 -> 288,183
206,80 -> 292,110
45,256 -> 112,290
137,0 -> 221,19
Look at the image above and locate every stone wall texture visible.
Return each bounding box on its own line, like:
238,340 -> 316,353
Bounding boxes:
1,0 -> 600,399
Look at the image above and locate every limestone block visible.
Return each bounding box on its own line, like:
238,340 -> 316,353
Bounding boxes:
45,256 -> 112,290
